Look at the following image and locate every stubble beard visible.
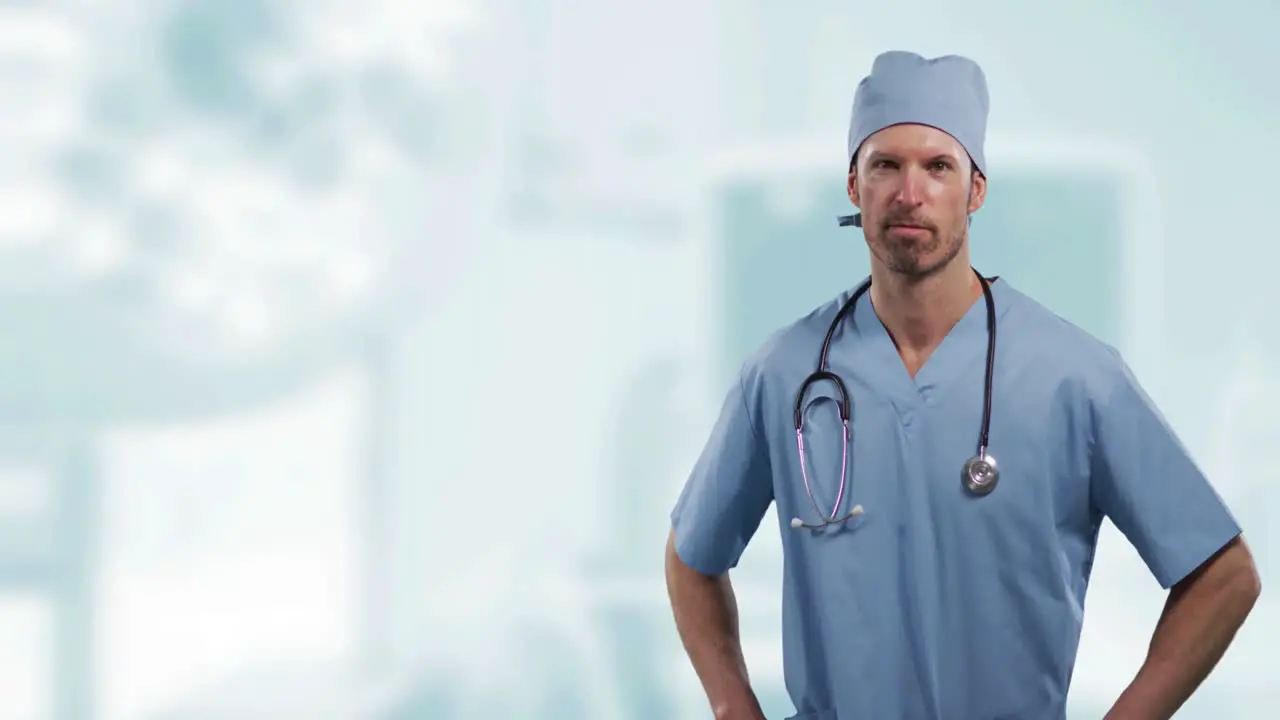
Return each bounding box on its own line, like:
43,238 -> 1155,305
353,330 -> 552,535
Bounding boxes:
872,224 -> 967,280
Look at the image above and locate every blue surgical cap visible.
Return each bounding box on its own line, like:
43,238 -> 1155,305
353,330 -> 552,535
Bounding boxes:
838,51 -> 990,228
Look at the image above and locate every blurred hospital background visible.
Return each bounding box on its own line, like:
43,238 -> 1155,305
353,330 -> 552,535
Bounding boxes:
0,0 -> 1277,718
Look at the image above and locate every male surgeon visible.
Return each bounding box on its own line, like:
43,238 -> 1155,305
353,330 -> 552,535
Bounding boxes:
665,50 -> 1260,719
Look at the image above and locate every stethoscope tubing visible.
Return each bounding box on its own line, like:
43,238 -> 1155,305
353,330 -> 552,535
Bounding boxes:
790,268 -> 998,530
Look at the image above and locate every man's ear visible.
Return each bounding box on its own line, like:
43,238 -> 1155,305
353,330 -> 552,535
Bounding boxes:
847,170 -> 860,208
967,171 -> 987,215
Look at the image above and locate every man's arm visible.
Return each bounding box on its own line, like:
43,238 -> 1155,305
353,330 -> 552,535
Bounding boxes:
1106,536 -> 1260,719
666,531 -> 766,720
1089,356 -> 1259,719
666,362 -> 774,719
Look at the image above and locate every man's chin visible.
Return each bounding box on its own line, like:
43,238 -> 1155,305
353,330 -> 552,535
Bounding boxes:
885,252 -> 950,278
884,255 -> 926,276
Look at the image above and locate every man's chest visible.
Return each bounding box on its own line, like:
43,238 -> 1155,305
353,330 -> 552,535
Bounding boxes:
766,368 -> 1096,545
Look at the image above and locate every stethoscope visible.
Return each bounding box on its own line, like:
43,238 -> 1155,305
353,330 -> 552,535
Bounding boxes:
789,267 -> 1000,531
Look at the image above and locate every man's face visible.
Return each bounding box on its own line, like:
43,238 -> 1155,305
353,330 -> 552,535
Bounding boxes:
847,123 -> 986,278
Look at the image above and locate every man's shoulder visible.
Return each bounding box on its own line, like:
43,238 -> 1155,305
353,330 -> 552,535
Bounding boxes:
1003,285 -> 1128,396
739,289 -> 855,380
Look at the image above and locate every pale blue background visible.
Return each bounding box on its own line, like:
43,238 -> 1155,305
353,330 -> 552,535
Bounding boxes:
0,1 -> 1276,718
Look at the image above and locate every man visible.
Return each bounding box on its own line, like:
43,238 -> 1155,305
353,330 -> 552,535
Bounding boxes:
665,51 -> 1260,719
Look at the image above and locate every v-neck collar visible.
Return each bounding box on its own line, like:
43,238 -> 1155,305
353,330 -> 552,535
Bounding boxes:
850,276 -> 1014,405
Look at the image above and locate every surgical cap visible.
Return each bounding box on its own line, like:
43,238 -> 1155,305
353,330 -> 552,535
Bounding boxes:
837,51 -> 990,228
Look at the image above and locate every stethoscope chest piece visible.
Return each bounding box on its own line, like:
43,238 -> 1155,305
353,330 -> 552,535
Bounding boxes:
962,453 -> 999,496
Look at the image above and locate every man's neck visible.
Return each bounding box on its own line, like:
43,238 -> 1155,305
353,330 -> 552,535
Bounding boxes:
868,256 -> 982,372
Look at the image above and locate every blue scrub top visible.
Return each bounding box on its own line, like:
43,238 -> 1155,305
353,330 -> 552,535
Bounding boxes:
671,278 -> 1241,720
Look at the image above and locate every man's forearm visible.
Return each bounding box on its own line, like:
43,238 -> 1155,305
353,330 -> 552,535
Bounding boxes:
666,534 -> 765,719
1107,537 -> 1260,719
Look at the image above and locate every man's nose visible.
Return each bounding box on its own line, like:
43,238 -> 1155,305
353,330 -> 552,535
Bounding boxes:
893,168 -> 927,206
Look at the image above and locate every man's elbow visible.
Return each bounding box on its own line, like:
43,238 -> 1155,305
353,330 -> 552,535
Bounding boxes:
1181,535 -> 1261,611
1232,542 -> 1262,607
1222,535 -> 1262,604
666,528 -> 727,586
666,529 -> 696,584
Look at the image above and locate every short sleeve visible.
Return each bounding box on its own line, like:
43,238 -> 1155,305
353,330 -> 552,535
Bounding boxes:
1090,357 -> 1241,589
670,363 -> 775,576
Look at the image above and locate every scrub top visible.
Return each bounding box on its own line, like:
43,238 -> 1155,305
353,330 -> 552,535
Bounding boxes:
670,277 -> 1241,720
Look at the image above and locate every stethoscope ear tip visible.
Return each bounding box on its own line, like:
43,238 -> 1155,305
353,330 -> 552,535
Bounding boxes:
790,506 -> 865,530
